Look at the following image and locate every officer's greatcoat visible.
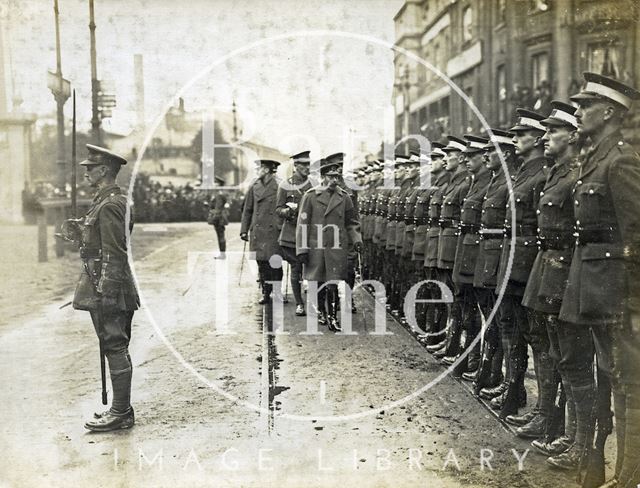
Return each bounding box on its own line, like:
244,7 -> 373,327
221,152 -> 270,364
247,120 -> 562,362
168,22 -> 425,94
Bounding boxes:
73,184 -> 139,312
560,132 -> 640,324
296,186 -> 362,282
240,175 -> 282,261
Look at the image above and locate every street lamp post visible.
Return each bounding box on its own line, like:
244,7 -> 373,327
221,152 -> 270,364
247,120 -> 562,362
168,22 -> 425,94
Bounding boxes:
89,0 -> 101,144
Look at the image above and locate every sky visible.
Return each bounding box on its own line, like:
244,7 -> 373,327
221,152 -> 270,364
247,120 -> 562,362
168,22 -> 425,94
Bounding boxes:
4,0 -> 404,156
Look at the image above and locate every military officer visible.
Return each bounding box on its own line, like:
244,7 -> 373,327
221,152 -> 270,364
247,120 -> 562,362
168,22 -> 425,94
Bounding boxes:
449,135 -> 492,376
474,129 -> 518,397
429,136 -> 469,359
275,151 -> 312,315
240,159 -> 284,304
493,110 -> 550,418
519,101 -> 583,458
71,144 -> 139,432
558,73 -> 640,485
207,175 -> 229,259
296,155 -> 363,332
372,159 -> 392,285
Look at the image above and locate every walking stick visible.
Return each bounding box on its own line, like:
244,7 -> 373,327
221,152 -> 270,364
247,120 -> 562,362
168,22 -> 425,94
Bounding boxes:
238,240 -> 247,285
283,263 -> 290,303
99,338 -> 107,405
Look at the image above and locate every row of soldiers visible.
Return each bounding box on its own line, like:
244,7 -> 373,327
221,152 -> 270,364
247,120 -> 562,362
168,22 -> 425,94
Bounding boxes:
357,72 -> 639,488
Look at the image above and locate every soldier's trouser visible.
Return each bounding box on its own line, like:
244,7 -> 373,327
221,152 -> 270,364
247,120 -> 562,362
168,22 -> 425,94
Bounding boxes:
474,288 -> 503,393
213,223 -> 226,252
90,310 -> 134,413
257,260 -> 284,296
498,295 -> 529,416
457,286 -> 483,371
592,319 -> 640,487
524,310 -> 561,430
280,246 -> 303,305
413,263 -> 428,331
545,315 -> 576,440
444,283 -> 471,358
423,267 -> 450,342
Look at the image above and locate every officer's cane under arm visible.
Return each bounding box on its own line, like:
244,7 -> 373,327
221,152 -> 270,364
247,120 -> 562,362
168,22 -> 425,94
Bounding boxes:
238,240 -> 247,285
99,333 -> 107,405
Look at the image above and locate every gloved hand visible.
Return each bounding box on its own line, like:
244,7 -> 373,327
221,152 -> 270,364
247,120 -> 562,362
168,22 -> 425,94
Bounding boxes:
297,253 -> 309,265
353,241 -> 363,253
240,232 -> 249,241
101,295 -> 119,310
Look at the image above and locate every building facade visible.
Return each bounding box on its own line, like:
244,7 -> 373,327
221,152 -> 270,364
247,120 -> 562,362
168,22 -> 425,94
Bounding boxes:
393,0 -> 640,146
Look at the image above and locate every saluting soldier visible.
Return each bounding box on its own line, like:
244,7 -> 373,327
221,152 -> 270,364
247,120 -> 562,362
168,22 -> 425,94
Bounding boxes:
422,143 -> 451,345
71,144 -> 139,432
430,136 -> 469,359
207,175 -> 229,259
493,110 -> 550,419
296,155 -> 363,332
558,74 -> 640,485
520,102 -> 583,460
275,151 -> 312,316
449,135 -> 492,376
240,159 -> 284,304
474,129 -> 517,397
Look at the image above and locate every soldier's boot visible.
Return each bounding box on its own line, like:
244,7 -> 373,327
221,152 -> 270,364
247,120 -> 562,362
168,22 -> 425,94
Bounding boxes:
85,350 -> 134,432
216,239 -> 227,259
291,263 -> 304,308
617,390 -> 640,488
327,287 -> 341,332
316,288 -> 328,326
533,378 -> 577,456
499,372 -> 527,418
547,384 -> 595,471
516,351 -> 557,436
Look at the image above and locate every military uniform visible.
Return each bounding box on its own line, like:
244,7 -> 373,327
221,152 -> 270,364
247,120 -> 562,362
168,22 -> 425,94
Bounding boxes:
240,160 -> 284,302
474,130 -> 517,397
275,154 -> 313,311
208,176 -> 229,257
72,144 -> 139,432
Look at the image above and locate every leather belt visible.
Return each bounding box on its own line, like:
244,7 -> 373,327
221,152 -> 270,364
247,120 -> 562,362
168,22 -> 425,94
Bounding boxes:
439,219 -> 460,229
575,229 -> 619,245
80,247 -> 102,259
504,225 -> 537,236
539,237 -> 574,251
460,223 -> 480,234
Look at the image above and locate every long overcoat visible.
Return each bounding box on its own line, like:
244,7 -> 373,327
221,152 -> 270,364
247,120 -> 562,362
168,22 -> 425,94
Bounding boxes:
296,186 -> 362,282
240,175 -> 282,261
559,132 -> 640,324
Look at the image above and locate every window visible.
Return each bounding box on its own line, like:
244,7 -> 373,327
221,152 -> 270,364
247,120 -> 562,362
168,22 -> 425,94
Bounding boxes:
587,42 -> 622,78
463,7 -> 473,43
497,65 -> 507,125
531,52 -> 549,89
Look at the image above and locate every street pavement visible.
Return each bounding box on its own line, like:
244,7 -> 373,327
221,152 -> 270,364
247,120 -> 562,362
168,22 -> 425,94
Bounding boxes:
0,222 -> 593,487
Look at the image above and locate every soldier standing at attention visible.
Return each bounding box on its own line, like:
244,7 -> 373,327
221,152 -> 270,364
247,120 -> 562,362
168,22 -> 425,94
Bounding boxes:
429,136 -> 469,359
558,73 -> 640,485
449,135 -> 492,376
71,144 -> 139,432
474,130 -> 517,397
520,101 -> 583,458
240,159 -> 284,304
494,110 -> 549,419
296,155 -> 363,332
422,142 -> 451,345
275,151 -> 312,316
207,175 -> 229,259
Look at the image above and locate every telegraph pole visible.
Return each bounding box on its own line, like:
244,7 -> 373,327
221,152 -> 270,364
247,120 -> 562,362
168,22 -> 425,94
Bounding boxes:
50,0 -> 70,192
89,0 -> 101,144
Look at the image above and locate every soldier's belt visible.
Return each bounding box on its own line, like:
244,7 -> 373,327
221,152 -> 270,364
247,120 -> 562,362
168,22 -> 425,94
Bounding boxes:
539,238 -> 574,251
460,223 -> 481,234
439,219 -> 460,229
504,225 -> 538,236
575,229 -> 619,246
80,247 -> 102,259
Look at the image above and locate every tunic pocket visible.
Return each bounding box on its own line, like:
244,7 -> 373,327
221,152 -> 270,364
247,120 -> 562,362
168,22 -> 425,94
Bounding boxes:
579,243 -> 627,316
